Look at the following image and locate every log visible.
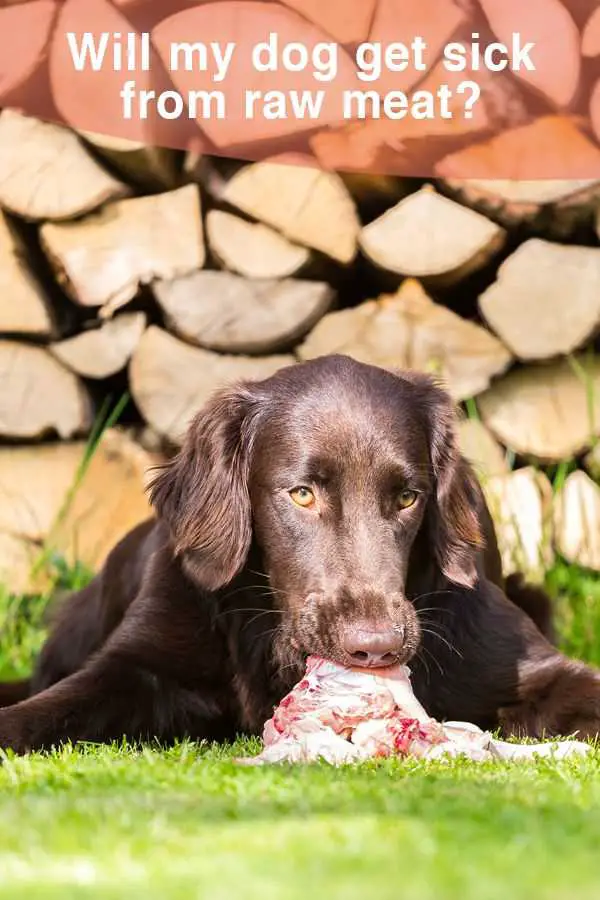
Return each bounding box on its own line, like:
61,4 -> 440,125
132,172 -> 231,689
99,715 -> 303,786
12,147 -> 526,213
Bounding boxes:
80,133 -> 182,191
483,468 -> 554,583
309,63 -> 491,178
129,326 -> 295,444
0,209 -> 55,336
298,279 -> 512,401
0,442 -> 90,540
479,240 -> 600,360
368,0 -> 465,95
457,418 -> 509,480
435,117 -> 600,184
310,123 -> 402,183
554,470 -> 600,572
206,211 -> 311,280
309,53 -> 526,176
40,185 -> 204,316
0,111 -> 129,221
154,271 -> 333,355
439,178 -> 600,234
280,0 -> 375,43
359,185 -> 506,287
50,0 -> 191,156
153,3 -> 357,148
51,428 -> 157,574
220,157 -> 360,265
0,340 -> 92,439
0,1 -> 57,100
583,7 -> 600,57
0,430 -> 157,593
49,312 -> 146,379
478,0 -> 580,108
477,357 -> 600,462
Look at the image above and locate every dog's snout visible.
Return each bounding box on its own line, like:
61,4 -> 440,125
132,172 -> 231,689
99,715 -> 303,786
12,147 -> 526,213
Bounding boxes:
343,626 -> 404,668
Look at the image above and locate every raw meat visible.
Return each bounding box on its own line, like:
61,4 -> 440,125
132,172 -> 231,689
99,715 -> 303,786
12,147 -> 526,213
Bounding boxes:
238,656 -> 592,766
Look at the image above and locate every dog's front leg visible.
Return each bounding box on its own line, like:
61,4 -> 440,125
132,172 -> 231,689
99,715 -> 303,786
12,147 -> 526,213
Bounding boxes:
0,616 -> 228,754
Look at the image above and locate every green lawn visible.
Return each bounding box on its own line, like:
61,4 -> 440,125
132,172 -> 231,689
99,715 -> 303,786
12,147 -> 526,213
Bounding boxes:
0,560 -> 599,900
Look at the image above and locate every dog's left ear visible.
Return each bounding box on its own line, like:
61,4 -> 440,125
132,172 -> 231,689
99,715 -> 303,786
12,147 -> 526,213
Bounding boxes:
400,372 -> 483,588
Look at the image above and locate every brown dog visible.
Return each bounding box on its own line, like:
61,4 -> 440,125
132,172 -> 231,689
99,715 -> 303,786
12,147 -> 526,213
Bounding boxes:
0,355 -> 598,753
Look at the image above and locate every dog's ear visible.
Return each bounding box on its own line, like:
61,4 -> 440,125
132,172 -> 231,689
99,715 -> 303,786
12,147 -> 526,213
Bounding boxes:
150,384 -> 261,591
399,371 -> 483,588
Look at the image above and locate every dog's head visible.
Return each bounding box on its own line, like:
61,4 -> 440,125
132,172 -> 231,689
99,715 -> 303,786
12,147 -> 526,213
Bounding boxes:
150,356 -> 482,669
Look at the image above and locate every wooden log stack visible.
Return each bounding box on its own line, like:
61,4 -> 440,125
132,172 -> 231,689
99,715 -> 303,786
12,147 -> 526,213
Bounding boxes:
2,0 -> 600,590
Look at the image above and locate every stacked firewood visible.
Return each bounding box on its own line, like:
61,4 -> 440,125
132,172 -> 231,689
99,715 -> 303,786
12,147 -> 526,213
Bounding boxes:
2,0 -> 600,591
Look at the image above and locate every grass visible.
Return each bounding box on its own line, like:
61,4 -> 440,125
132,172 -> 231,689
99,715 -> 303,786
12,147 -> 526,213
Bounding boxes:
2,742 -> 600,900
0,560 -> 599,899
547,561 -> 600,667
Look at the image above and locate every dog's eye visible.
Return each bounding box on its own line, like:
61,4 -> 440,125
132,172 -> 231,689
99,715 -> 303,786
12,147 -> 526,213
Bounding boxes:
397,489 -> 418,510
289,486 -> 316,509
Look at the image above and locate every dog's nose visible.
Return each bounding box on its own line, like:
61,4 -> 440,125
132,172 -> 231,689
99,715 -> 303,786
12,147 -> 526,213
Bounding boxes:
343,627 -> 404,668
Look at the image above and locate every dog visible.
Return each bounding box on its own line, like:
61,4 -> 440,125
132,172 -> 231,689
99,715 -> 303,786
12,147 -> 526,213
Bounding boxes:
0,354 -> 598,754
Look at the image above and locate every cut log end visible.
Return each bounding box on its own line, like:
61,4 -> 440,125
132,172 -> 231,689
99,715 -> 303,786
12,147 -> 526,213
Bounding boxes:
40,184 -> 205,314
130,326 -> 295,444
0,340 -> 92,439
359,185 -> 506,286
206,210 -> 311,280
154,270 -> 333,355
0,111 -> 129,221
49,312 -> 147,379
478,358 -> 600,462
299,279 -> 512,401
221,157 -> 360,265
457,418 -> 509,480
555,470 -> 600,572
483,468 -> 554,583
0,430 -> 157,593
479,240 -> 600,361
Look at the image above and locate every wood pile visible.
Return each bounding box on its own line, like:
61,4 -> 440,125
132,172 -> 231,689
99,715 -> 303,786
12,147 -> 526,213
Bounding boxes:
3,0 -> 600,588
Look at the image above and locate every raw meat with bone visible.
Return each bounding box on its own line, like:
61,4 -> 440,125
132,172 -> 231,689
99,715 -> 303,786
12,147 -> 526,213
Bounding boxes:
239,657 -> 591,766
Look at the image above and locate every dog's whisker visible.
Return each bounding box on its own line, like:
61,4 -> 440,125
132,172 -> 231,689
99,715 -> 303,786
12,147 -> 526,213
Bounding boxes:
247,569 -> 287,593
416,644 -> 444,678
243,611 -> 281,631
256,626 -> 282,641
415,647 -> 431,681
414,606 -> 449,616
220,584 -> 281,601
412,589 -> 454,606
216,607 -> 284,621
419,626 -> 463,659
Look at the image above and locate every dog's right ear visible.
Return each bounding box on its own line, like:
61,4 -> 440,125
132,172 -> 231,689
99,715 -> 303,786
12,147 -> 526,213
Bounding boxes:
149,384 -> 262,591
